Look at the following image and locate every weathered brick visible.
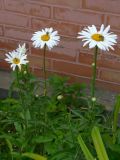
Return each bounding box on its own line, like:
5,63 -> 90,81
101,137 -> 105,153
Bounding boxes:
31,0 -> 82,9
52,60 -> 93,77
96,79 -> 120,92
31,46 -> 77,62
0,25 -> 3,36
0,38 -> 19,59
4,26 -> 33,41
4,0 -> 51,18
31,18 -> 80,37
54,7 -> 104,25
60,37 -> 82,50
107,43 -> 120,56
0,0 -> 2,9
33,68 -> 54,78
99,53 -> 120,70
28,55 -> 51,69
84,0 -> 120,14
0,60 -> 10,70
79,52 -> 92,64
0,11 -> 29,27
100,69 -> 120,83
107,15 -> 120,30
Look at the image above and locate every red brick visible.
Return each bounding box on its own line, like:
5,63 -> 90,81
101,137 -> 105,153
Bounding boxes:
52,60 -> 93,77
0,25 -> 3,36
0,60 -> 10,70
60,37 -> 82,50
28,55 -> 51,69
79,52 -> 92,65
0,0 -> 2,9
79,51 -> 120,70
54,7 -> 104,25
99,53 -> 120,70
31,18 -> 80,37
79,52 -> 102,65
0,38 -> 19,59
31,46 -> 77,62
4,26 -> 33,41
33,68 -> 43,77
107,15 -> 120,30
33,68 -> 54,78
32,0 -> 82,9
100,69 -> 120,83
0,11 -> 29,27
84,0 -> 120,14
33,68 -> 120,92
4,0 -> 51,18
106,43 -> 120,57
96,79 -> 120,92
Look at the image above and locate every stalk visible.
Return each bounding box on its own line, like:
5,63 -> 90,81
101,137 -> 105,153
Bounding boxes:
43,44 -> 47,96
112,95 -> 120,144
91,45 -> 98,107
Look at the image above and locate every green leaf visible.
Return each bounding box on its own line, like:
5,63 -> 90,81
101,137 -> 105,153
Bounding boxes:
25,109 -> 31,121
5,138 -> 13,153
112,95 -> 120,144
77,134 -> 95,160
14,122 -> 23,133
91,126 -> 109,160
32,135 -> 54,143
22,152 -> 47,160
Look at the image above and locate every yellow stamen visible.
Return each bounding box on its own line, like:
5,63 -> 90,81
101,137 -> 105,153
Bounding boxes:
91,34 -> 104,41
13,58 -> 20,64
41,34 -> 50,41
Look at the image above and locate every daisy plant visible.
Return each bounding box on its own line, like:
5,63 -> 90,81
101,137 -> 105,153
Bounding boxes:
5,44 -> 28,71
31,27 -> 60,96
78,24 -> 117,107
16,43 -> 27,55
5,44 -> 29,100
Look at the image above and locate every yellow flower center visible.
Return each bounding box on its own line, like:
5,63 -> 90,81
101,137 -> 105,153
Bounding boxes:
91,34 -> 104,41
13,58 -> 20,64
41,34 -> 50,41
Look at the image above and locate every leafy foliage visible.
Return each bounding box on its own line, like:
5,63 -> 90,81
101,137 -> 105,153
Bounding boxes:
0,69 -> 119,160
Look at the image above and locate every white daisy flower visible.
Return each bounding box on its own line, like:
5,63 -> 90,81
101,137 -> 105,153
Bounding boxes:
5,50 -> 29,71
77,24 -> 117,51
31,27 -> 60,50
16,43 -> 27,55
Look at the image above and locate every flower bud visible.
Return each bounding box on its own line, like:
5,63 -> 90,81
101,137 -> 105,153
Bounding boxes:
23,71 -> 27,74
91,63 -> 95,67
91,97 -> 96,102
57,95 -> 63,100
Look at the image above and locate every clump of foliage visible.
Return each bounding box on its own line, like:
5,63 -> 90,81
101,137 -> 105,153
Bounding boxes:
0,24 -> 119,160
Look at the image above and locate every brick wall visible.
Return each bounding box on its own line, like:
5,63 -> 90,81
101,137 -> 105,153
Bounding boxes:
0,0 -> 120,91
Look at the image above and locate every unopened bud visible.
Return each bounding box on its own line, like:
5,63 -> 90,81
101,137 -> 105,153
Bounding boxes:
23,71 -> 27,74
91,97 -> 96,102
57,95 -> 63,100
92,63 -> 95,67
35,94 -> 39,98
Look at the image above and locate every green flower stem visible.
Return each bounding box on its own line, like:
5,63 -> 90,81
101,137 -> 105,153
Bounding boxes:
43,44 -> 47,96
112,95 -> 120,144
16,67 -> 28,130
91,45 -> 98,106
68,112 -> 75,146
